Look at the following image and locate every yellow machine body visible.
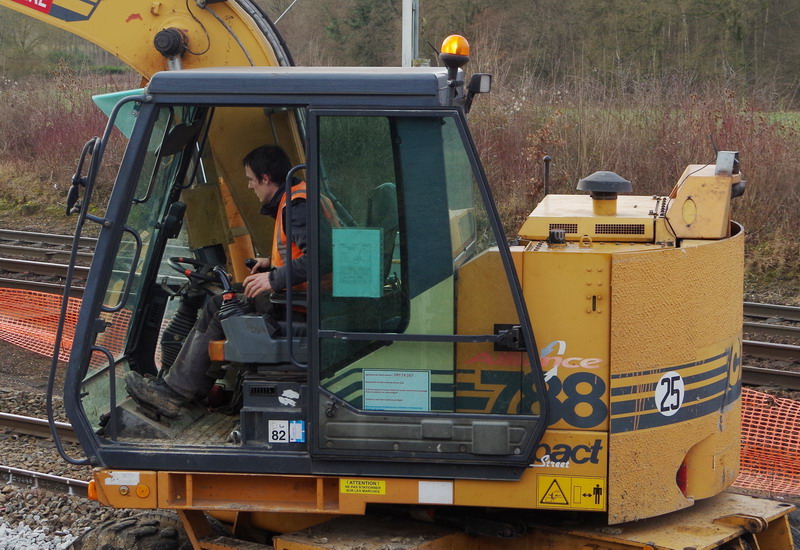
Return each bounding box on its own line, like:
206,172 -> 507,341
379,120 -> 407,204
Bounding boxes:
83,155 -> 794,548
520,231 -> 743,523
1,0 -> 792,546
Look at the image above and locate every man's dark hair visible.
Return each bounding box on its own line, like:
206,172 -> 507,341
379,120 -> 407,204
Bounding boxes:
242,144 -> 292,184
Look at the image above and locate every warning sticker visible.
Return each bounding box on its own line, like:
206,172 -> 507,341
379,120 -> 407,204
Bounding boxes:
340,479 -> 386,495
537,475 -> 606,511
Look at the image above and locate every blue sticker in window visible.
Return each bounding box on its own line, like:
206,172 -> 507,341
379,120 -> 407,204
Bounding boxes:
332,228 -> 382,298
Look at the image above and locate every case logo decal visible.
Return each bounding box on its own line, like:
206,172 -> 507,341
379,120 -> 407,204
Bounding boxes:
533,439 -> 604,468
610,342 -> 741,432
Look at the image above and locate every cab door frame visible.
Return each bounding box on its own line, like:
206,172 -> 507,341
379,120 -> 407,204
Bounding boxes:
304,107 -> 549,479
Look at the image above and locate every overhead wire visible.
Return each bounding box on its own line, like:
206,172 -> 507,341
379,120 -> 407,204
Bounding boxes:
205,3 -> 255,66
275,0 -> 299,23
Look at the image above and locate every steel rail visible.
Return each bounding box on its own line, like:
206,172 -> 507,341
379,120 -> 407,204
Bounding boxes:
0,228 -> 96,249
744,302 -> 800,322
0,412 -> 79,444
0,257 -> 89,278
0,242 -> 93,263
0,277 -> 84,297
0,464 -> 88,498
742,365 -> 800,391
743,321 -> 800,340
742,340 -> 800,362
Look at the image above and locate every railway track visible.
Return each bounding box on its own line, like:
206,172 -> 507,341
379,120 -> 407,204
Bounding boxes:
742,365 -> 800,391
0,412 -> 78,444
744,302 -> 800,323
0,233 -> 799,389
0,228 -> 96,249
735,302 -> 800,390
0,413 -> 87,498
0,257 -> 89,279
0,464 -> 88,498
0,229 -> 92,296
0,229 -> 184,296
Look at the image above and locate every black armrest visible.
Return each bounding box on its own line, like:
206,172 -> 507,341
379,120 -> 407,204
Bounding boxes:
269,292 -> 308,308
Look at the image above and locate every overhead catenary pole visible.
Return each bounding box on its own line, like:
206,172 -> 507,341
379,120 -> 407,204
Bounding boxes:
401,0 -> 419,67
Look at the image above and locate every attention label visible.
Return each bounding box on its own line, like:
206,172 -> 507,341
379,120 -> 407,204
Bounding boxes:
537,475 -> 606,510
340,479 -> 386,495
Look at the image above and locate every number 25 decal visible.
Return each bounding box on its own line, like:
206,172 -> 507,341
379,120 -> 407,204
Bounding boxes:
655,371 -> 684,416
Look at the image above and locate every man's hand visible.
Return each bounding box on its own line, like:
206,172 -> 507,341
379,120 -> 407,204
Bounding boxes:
250,257 -> 272,273
243,271 -> 274,298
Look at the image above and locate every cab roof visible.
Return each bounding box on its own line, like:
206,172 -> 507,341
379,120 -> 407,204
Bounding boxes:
146,66 -> 455,108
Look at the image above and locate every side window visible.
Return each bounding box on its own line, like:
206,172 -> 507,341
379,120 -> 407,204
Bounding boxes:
316,113 -> 535,417
103,106 -> 172,312
94,106 -> 200,374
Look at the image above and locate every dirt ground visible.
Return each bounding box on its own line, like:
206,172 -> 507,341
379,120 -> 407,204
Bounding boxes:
0,338 -> 64,392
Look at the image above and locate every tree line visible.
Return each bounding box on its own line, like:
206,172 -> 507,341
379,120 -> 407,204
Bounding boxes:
270,0 -> 800,104
0,0 -> 798,103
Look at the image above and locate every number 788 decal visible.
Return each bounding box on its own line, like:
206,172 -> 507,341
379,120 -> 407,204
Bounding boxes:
655,372 -> 685,416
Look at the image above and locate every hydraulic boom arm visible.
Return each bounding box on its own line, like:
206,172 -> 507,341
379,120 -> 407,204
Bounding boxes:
0,0 -> 292,78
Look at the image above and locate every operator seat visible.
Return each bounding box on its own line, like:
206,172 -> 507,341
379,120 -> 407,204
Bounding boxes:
218,312 -> 308,366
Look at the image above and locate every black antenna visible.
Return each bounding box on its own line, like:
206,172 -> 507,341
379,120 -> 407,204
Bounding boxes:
427,40 -> 440,65
709,134 -> 719,155
543,155 -> 552,195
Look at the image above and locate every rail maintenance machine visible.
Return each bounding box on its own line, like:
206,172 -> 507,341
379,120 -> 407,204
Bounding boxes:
3,2 -> 794,549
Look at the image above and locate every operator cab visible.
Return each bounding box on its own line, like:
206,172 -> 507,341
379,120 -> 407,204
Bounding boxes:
64,66 -> 548,479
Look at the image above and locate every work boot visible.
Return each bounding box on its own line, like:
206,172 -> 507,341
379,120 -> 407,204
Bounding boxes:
162,326 -> 220,400
125,371 -> 189,418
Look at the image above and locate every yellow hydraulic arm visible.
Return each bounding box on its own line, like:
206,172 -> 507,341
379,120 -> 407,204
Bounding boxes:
0,0 -> 291,77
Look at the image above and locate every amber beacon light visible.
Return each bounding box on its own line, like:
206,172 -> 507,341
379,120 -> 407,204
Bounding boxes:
439,34 -> 471,81
441,34 -> 470,57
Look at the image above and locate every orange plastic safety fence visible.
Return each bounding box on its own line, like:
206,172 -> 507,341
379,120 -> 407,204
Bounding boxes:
733,387 -> 800,496
0,288 -> 130,368
0,289 -> 799,495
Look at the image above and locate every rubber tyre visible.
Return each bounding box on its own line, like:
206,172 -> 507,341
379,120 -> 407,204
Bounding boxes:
68,510 -> 192,550
790,508 -> 800,548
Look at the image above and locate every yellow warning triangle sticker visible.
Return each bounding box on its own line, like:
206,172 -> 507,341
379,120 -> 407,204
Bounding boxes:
540,479 -> 569,505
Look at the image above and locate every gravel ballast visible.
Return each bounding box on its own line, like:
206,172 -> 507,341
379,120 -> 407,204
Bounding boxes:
0,348 -> 135,548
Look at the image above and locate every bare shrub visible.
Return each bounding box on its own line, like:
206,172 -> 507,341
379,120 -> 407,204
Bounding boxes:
2,56 -> 797,288
468,59 -> 800,286
0,65 -> 135,209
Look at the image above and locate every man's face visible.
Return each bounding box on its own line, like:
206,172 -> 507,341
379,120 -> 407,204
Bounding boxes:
245,165 -> 277,205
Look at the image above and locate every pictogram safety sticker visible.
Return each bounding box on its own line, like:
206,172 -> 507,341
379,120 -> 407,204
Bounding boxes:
537,475 -> 606,510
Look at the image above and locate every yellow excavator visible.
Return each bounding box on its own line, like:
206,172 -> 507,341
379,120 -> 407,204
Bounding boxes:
0,1 -> 795,548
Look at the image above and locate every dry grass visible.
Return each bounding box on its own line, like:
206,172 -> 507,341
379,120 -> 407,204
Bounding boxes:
0,65 -> 797,290
0,66 -> 135,210
469,71 -> 800,290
